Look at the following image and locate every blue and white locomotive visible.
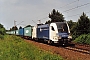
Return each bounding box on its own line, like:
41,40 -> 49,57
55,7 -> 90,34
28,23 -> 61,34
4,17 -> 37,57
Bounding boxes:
32,22 -> 72,45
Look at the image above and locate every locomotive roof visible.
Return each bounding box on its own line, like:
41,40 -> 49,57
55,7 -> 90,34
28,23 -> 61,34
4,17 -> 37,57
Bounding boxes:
37,24 -> 49,28
37,22 -> 66,28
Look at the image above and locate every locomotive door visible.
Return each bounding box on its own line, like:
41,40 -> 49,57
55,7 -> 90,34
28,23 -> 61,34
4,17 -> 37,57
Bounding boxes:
50,26 -> 57,42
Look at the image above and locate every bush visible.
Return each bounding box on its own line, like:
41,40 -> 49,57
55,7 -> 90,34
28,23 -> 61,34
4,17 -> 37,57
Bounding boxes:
74,34 -> 90,45
0,24 -> 6,35
0,34 -> 4,40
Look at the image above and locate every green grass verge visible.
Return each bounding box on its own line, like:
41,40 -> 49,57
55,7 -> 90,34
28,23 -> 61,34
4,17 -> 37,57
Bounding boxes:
0,35 -> 63,60
74,34 -> 90,45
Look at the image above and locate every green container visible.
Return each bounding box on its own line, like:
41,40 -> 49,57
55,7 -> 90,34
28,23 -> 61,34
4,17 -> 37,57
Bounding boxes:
11,31 -> 15,34
16,30 -> 19,35
24,27 -> 32,37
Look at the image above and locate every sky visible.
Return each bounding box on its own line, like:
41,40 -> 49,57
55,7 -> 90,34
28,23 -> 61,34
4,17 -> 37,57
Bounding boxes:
0,0 -> 90,30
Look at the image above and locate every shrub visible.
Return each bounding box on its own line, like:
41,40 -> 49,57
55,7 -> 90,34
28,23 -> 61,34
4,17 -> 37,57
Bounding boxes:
74,34 -> 90,45
0,23 -> 6,35
0,34 -> 4,40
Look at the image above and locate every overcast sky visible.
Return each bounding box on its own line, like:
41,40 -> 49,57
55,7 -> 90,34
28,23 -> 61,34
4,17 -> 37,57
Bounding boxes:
0,0 -> 90,30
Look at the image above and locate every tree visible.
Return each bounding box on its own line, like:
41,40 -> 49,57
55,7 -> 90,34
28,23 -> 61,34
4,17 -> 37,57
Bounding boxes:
67,20 -> 76,29
0,23 -> 6,35
67,13 -> 90,39
10,26 -> 18,31
45,20 -> 51,24
49,9 -> 64,22
45,9 -> 65,24
19,26 -> 22,29
67,20 -> 77,34
76,12 -> 90,35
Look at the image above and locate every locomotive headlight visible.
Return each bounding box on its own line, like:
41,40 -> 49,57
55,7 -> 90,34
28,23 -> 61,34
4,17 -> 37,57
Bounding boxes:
68,36 -> 72,39
56,33 -> 61,39
58,36 -> 61,39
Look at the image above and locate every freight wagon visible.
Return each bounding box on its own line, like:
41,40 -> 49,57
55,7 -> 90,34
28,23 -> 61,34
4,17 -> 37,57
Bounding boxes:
24,26 -> 32,39
16,30 -> 19,35
19,28 -> 24,37
7,26 -> 32,39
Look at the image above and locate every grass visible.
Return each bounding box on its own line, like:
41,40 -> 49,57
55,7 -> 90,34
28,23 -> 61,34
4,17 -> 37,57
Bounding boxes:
0,35 -> 63,60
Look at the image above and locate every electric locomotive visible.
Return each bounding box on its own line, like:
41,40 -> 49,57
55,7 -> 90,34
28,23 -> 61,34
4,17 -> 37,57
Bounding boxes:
32,22 -> 72,45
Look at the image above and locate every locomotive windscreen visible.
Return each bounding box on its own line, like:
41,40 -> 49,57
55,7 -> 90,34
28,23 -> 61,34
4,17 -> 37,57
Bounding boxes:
56,22 -> 68,33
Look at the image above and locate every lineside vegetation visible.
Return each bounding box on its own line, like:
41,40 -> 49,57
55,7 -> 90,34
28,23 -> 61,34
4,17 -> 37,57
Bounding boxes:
74,34 -> 90,45
0,35 -> 63,60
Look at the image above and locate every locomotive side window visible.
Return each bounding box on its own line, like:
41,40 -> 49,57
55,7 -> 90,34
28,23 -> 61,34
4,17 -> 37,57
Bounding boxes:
51,26 -> 55,31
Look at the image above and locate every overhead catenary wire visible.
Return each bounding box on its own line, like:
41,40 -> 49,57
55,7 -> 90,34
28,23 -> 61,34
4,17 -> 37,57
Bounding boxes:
66,10 -> 90,18
38,0 -> 90,21
16,21 -> 24,26
32,0 -> 80,22
32,20 -> 37,25
58,0 -> 79,9
32,0 -> 90,23
41,2 -> 90,21
63,2 -> 90,13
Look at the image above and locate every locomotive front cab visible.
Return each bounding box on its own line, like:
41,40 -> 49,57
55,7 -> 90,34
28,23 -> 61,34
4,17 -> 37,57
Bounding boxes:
50,22 -> 72,45
56,22 -> 72,45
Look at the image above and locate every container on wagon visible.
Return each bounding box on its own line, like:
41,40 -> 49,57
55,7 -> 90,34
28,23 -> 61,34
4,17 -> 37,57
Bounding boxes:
10,31 -> 15,35
24,26 -> 32,39
16,30 -> 19,35
19,28 -> 24,36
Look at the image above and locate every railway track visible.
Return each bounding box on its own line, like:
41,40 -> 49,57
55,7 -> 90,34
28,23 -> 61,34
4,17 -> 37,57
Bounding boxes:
31,39 -> 90,55
64,46 -> 90,54
28,39 -> 90,55
37,40 -> 90,55
26,40 -> 90,60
